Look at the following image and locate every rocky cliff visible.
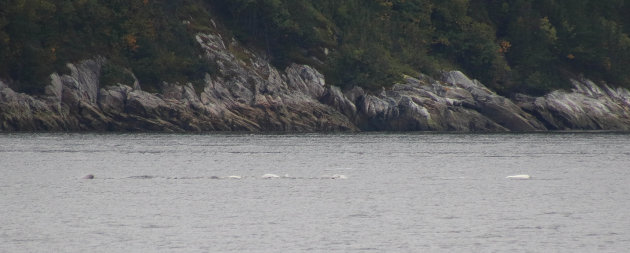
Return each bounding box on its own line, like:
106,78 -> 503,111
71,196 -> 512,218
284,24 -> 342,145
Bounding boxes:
2,32 -> 630,132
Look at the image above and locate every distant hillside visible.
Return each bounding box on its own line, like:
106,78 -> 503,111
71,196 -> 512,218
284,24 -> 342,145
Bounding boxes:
2,0 -> 630,96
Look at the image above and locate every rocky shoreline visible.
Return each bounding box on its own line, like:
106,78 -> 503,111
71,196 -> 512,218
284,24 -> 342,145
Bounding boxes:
2,33 -> 630,132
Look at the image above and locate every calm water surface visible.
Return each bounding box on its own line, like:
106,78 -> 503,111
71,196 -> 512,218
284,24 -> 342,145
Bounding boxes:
1,133 -> 629,252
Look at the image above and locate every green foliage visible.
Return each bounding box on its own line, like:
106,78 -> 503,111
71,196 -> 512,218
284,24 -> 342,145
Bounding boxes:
207,0 -> 337,67
208,0 -> 630,94
483,0 -> 630,94
100,62 -> 136,88
2,0 -> 630,96
0,0 -> 214,94
327,45 -> 402,91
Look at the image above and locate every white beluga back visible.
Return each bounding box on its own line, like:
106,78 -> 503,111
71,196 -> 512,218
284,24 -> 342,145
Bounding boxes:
331,174 -> 347,179
506,174 -> 531,179
261,173 -> 280,179
321,174 -> 348,179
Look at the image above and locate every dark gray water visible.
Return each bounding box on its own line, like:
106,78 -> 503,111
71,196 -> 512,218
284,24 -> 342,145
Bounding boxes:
1,133 -> 629,252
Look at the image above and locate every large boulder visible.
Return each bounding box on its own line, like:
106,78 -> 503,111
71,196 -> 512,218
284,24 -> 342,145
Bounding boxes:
59,58 -> 104,107
285,64 -> 326,99
99,85 -> 132,115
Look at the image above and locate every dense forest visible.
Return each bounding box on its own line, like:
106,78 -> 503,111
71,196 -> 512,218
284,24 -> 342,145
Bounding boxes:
2,0 -> 630,96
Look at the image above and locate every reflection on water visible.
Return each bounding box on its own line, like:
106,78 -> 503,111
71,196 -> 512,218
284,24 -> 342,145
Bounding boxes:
1,132 -> 630,252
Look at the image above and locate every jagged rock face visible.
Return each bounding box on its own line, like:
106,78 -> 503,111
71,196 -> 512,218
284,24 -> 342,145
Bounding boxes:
319,72 -> 543,131
2,32 -> 630,132
442,71 -> 545,131
191,33 -> 356,132
0,33 -> 357,132
319,86 -> 357,120
515,78 -> 630,130
1,79 -> 74,131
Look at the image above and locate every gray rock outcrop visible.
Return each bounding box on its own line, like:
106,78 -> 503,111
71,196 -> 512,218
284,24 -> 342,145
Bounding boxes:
318,71 -> 544,131
2,31 -> 630,132
515,77 -> 630,130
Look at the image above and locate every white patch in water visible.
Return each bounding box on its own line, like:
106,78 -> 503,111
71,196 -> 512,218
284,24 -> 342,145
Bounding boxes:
261,174 -> 280,179
506,174 -> 531,179
321,174 -> 348,179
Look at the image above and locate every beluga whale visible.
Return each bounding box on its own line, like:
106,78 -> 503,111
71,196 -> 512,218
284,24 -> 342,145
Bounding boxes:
506,174 -> 531,179
261,173 -> 280,179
